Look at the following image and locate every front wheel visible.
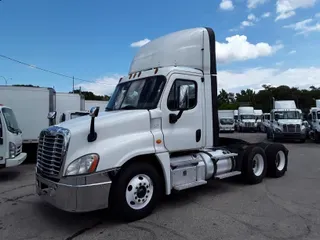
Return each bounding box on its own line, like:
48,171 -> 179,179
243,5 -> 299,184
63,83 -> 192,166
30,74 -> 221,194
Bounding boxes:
109,162 -> 162,222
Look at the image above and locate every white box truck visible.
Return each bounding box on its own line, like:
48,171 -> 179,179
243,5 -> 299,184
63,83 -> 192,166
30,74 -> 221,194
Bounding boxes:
306,99 -> 320,143
218,110 -> 235,132
267,100 -> 306,142
85,100 -> 108,111
35,27 -> 289,222
0,105 -> 27,168
0,86 -> 56,144
236,106 -> 257,132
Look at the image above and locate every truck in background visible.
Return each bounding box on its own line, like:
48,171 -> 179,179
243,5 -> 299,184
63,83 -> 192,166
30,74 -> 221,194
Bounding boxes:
234,110 -> 239,125
0,105 -> 27,168
35,27 -> 289,222
306,99 -> 320,143
55,92 -> 85,122
236,106 -> 257,132
0,86 -> 56,145
254,109 -> 263,132
260,113 -> 271,132
267,100 -> 306,142
85,100 -> 109,111
218,110 -> 235,132
58,110 -> 89,123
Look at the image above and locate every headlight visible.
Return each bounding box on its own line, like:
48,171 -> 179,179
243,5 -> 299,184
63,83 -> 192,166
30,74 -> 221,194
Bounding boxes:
9,142 -> 16,159
275,128 -> 282,133
65,153 -> 99,176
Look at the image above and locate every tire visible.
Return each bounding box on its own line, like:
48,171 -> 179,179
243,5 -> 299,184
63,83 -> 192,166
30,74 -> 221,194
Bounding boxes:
299,138 -> 306,143
263,143 -> 288,178
109,162 -> 163,222
241,146 -> 267,184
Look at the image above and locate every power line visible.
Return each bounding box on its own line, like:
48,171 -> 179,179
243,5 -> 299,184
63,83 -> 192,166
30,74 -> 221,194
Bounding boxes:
0,54 -> 117,85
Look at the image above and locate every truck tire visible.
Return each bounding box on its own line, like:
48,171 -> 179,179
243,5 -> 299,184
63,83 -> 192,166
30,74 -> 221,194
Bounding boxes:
241,146 -> 267,184
109,162 -> 162,222
264,143 -> 288,178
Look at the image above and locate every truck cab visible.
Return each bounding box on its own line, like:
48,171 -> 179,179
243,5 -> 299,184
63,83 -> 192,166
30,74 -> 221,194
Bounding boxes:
307,99 -> 320,143
267,100 -> 306,142
236,106 -> 257,132
260,113 -> 271,132
218,110 -> 235,132
0,105 -> 27,168
35,27 -> 289,222
254,110 -> 263,132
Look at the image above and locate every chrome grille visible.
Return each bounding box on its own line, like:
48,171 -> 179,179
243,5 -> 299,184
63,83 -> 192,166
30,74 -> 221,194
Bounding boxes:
36,126 -> 70,178
245,122 -> 254,127
283,124 -> 300,133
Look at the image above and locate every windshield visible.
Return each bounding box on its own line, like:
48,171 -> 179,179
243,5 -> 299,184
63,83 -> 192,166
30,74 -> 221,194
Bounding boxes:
2,108 -> 21,134
220,119 -> 234,125
106,76 -> 166,111
70,112 -> 89,119
317,111 -> 320,119
274,111 -> 301,120
240,115 -> 255,120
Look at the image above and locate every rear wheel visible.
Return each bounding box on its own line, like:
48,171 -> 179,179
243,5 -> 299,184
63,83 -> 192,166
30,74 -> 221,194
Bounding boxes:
264,143 -> 288,178
109,162 -> 162,222
242,146 -> 267,184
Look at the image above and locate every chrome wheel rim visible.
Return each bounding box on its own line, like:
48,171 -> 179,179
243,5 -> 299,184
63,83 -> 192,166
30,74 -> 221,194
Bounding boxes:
252,153 -> 264,176
275,151 -> 286,171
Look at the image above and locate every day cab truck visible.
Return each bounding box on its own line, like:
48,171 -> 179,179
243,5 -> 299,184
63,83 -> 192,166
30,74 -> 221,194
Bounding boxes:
0,105 -> 27,169
306,99 -> 320,143
218,110 -> 235,132
267,100 -> 306,142
260,113 -> 271,133
35,27 -> 289,222
236,106 -> 257,132
254,109 -> 263,131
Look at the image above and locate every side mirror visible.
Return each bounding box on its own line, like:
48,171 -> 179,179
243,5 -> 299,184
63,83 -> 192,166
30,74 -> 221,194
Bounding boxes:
89,106 -> 100,118
177,85 -> 190,110
47,111 -> 57,120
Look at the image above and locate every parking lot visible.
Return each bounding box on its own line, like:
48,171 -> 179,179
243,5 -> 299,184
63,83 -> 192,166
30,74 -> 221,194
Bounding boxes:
1,132 -> 320,240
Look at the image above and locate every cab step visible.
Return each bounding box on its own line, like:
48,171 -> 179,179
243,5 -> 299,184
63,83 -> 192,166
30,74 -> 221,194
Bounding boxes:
173,180 -> 207,191
215,171 -> 242,180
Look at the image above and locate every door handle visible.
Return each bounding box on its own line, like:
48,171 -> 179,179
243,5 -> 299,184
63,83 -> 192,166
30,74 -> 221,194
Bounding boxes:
196,129 -> 201,142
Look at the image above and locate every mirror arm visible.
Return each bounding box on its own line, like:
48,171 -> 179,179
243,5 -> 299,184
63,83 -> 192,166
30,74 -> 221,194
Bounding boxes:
169,109 -> 184,124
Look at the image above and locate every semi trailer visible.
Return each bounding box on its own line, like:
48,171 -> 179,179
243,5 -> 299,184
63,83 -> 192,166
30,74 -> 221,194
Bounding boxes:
35,27 -> 289,222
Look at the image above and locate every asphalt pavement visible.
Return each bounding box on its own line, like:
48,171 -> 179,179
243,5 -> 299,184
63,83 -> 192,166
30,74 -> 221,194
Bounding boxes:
1,133 -> 320,240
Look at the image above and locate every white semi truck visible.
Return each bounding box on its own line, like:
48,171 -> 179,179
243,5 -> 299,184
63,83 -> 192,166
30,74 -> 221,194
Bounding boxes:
218,110 -> 235,132
55,92 -> 85,122
306,99 -> 320,143
35,27 -> 289,222
0,105 -> 27,168
260,113 -> 271,132
236,106 -> 257,132
254,109 -> 263,131
267,100 -> 306,142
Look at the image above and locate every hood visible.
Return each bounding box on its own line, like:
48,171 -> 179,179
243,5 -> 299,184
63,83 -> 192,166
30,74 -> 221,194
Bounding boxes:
277,119 -> 302,125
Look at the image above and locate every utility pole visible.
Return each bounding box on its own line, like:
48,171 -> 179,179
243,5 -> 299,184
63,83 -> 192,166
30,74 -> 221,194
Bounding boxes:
72,76 -> 75,93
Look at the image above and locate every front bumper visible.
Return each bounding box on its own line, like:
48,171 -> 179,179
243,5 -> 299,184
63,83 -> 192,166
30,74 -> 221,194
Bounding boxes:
274,132 -> 306,139
36,171 -> 112,213
220,127 -> 234,132
5,152 -> 27,168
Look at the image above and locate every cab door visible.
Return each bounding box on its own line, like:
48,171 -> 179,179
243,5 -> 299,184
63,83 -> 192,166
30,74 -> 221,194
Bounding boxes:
160,73 -> 204,152
0,114 -> 6,164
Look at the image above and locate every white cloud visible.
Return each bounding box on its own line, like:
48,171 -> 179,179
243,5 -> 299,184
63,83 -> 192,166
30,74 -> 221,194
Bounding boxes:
241,20 -> 255,27
247,0 -> 268,9
275,0 -> 317,21
75,74 -> 124,96
218,67 -> 320,92
216,35 -> 283,63
247,13 -> 257,21
283,18 -> 320,35
219,0 -> 234,10
261,12 -> 271,18
130,38 -> 151,48
288,50 -> 297,54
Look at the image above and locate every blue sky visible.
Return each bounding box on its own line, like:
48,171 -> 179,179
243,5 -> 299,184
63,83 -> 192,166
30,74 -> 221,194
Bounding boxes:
0,0 -> 320,95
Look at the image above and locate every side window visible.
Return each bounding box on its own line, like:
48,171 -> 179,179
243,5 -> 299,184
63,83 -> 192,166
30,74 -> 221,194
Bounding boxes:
167,79 -> 197,111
